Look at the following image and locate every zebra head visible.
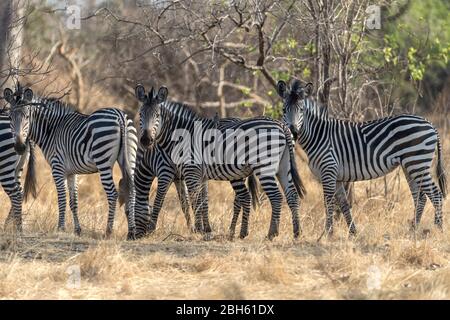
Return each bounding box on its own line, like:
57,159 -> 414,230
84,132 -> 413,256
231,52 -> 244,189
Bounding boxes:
135,85 -> 168,149
277,79 -> 312,140
3,84 -> 34,155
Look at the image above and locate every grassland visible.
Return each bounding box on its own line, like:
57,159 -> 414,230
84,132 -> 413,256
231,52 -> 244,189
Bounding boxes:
0,140 -> 449,300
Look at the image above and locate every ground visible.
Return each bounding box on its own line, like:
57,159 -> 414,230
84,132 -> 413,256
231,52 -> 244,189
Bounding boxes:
0,145 -> 449,299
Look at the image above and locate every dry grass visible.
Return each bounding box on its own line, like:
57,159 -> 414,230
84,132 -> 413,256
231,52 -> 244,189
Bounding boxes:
0,134 -> 450,300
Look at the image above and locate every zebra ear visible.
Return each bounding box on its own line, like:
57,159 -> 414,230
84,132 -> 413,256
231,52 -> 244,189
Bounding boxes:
157,86 -> 168,103
304,82 -> 313,97
3,88 -> 14,104
135,85 -> 147,102
23,88 -> 33,102
276,80 -> 288,98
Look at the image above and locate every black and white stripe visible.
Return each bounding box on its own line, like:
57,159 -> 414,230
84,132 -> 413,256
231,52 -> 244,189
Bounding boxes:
0,109 -> 36,231
134,111 -> 259,239
278,79 -> 447,235
135,85 -> 305,240
4,84 -> 138,239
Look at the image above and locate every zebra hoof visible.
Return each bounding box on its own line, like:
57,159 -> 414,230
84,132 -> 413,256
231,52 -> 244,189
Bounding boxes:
228,233 -> 235,241
434,220 -> 443,231
74,228 -> 82,236
194,226 -> 203,234
104,228 -> 113,239
203,232 -> 213,241
127,232 -> 136,241
239,231 -> 249,239
147,222 -> 156,234
135,231 -> 148,239
57,226 -> 66,232
409,219 -> 418,231
266,232 -> 278,241
348,232 -> 357,239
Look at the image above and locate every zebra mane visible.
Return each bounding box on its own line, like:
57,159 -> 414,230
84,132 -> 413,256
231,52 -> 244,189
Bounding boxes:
317,104 -> 329,118
32,96 -> 78,114
291,79 -> 302,93
286,80 -> 305,107
162,100 -> 206,121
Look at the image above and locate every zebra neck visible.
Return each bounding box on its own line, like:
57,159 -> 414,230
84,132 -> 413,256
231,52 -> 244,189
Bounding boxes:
298,111 -> 331,157
28,106 -> 66,159
156,107 -> 214,154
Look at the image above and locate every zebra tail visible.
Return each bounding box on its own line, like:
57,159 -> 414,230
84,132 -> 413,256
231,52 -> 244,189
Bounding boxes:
290,151 -> 306,199
247,174 -> 259,210
23,141 -> 38,201
284,124 -> 306,199
436,133 -> 447,198
118,115 -> 134,207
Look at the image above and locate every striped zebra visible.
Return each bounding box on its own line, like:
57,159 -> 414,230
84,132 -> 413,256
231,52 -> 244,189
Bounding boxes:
134,144 -> 192,237
0,108 -> 37,231
4,84 -> 138,240
134,112 -> 259,239
277,79 -> 447,236
135,85 -> 305,240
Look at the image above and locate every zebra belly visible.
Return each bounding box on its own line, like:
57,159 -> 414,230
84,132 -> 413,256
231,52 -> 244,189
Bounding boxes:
336,163 -> 400,182
204,164 -> 252,181
63,157 -> 99,175
61,143 -> 101,175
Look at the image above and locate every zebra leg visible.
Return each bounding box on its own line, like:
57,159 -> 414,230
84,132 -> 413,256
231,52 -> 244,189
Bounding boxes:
184,178 -> 204,233
228,192 -> 241,240
276,167 -> 301,239
126,180 -> 137,240
335,182 -> 356,236
403,171 -> 427,230
67,175 -> 81,236
174,179 -> 193,232
199,182 -> 212,236
238,185 -> 251,239
148,176 -> 172,233
51,166 -> 67,232
3,183 -> 23,232
257,174 -> 283,240
228,180 -> 242,239
98,167 -> 118,237
230,179 -> 252,239
412,191 -> 427,229
322,172 -> 338,237
4,208 -> 14,226
420,175 -> 444,229
134,161 -> 154,237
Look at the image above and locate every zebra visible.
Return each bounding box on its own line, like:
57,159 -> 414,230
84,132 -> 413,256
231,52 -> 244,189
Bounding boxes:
133,112 -> 259,239
0,105 -> 37,231
277,79 -> 447,236
4,84 -> 138,240
134,144 -> 192,237
135,85 -> 305,240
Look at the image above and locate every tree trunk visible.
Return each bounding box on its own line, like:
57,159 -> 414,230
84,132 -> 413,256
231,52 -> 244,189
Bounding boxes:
217,63 -> 227,118
0,0 -> 25,88
0,0 -> 12,86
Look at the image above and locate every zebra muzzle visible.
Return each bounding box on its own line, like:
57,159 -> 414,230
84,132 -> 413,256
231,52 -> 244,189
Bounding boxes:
289,125 -> 299,141
140,130 -> 154,148
14,140 -> 27,155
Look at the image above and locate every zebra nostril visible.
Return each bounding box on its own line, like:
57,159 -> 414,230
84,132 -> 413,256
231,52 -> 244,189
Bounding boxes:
140,135 -> 150,147
14,142 -> 26,155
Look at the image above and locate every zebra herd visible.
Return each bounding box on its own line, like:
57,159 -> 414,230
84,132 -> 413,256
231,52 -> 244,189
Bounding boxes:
0,79 -> 447,240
